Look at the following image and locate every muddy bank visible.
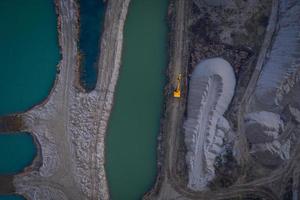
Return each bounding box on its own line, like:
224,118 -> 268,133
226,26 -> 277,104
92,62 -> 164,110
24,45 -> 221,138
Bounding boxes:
0,176 -> 15,194
0,116 -> 24,132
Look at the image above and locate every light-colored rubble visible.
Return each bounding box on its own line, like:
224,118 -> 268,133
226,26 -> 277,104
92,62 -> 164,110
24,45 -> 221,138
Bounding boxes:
289,105 -> 300,123
184,58 -> 236,191
244,109 -> 294,167
254,0 -> 300,110
246,0 -> 300,169
244,111 -> 283,144
16,182 -> 68,200
250,140 -> 291,167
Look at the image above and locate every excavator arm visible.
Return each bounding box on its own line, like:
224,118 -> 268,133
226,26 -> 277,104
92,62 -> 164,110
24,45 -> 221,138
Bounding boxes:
173,74 -> 181,98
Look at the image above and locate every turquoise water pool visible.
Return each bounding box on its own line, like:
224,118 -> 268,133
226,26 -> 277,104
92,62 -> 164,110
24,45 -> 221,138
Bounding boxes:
0,0 -> 58,198
78,0 -> 106,91
106,0 -> 168,199
0,0 -> 59,116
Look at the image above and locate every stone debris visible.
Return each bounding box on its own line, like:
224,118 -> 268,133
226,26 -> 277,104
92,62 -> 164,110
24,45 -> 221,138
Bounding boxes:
246,0 -> 300,170
245,110 -> 298,168
16,183 -> 67,200
250,140 -> 291,168
254,0 -> 300,109
184,58 -> 235,191
244,110 -> 292,168
289,105 -> 300,123
244,111 -> 283,144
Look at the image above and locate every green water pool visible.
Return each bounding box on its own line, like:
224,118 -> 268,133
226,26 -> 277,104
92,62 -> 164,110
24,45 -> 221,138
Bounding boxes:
0,195 -> 24,200
0,133 -> 36,175
0,0 -> 58,198
78,0 -> 106,91
106,0 -> 168,199
0,0 -> 59,116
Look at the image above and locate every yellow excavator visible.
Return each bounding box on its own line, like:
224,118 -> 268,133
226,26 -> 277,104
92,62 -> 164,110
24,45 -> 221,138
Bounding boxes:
173,73 -> 181,98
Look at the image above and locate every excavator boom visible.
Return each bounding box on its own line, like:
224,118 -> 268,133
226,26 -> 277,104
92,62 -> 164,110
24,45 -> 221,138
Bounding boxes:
173,74 -> 181,98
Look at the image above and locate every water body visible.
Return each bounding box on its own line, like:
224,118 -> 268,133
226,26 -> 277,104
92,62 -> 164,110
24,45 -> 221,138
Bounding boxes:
0,133 -> 36,174
0,1 -> 58,199
0,0 -> 59,116
0,195 -> 24,200
79,0 -> 106,91
106,0 -> 168,199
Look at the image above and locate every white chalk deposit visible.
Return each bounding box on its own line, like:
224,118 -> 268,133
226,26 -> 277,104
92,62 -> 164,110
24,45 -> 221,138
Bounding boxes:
184,58 -> 236,191
255,0 -> 300,109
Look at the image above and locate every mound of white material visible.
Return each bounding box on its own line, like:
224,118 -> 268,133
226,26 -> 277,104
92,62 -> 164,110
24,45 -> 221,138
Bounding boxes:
184,58 -> 236,191
255,0 -> 300,108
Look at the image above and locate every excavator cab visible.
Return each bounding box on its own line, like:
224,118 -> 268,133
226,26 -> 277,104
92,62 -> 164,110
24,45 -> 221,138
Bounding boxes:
173,73 -> 181,98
